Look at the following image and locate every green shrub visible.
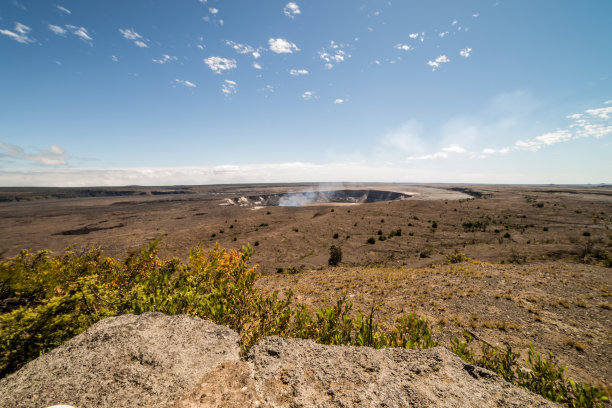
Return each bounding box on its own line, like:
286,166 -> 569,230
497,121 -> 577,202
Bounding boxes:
388,228 -> 402,238
450,333 -> 608,407
462,220 -> 488,232
419,248 -> 433,258
445,249 -> 469,264
328,245 -> 342,266
0,243 -> 439,379
367,237 -> 376,244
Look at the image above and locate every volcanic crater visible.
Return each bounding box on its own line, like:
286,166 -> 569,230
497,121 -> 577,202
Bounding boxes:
223,189 -> 412,208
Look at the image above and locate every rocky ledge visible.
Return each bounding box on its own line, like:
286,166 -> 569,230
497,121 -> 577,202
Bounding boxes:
0,313 -> 559,407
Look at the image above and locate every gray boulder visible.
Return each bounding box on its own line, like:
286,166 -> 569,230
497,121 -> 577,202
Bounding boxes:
0,312 -> 240,408
245,336 -> 560,407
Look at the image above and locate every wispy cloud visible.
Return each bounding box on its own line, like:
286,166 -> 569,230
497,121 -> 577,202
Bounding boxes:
460,47 -> 472,58
111,55 -> 118,62
253,61 -> 262,70
0,22 -> 34,44
152,54 -> 177,64
333,98 -> 345,105
57,5 -> 71,15
225,40 -> 254,55
301,91 -> 318,100
66,25 -> 93,43
174,78 -> 196,88
0,142 -> 67,166
268,38 -> 299,54
283,2 -> 301,18
209,7 -> 218,14
48,24 -> 67,36
119,28 -> 148,48
395,43 -> 414,51
221,80 -> 237,96
204,56 -> 237,73
442,144 -> 467,153
427,55 -> 450,71
408,151 -> 448,160
289,69 -> 308,76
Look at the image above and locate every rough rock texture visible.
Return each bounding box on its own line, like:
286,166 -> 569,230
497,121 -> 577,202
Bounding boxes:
0,314 -> 561,408
247,336 -> 560,408
172,360 -> 269,408
0,312 -> 240,408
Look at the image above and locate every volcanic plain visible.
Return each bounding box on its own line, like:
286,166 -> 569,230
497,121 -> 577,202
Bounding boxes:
0,183 -> 610,392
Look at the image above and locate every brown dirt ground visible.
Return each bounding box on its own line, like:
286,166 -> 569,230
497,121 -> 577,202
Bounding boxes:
0,183 -> 610,392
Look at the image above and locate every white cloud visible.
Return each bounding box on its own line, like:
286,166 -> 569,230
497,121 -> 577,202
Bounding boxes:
221,80 -> 237,96
0,22 -> 34,44
408,33 -> 419,39
119,28 -> 148,48
174,78 -> 196,88
427,55 -> 450,71
204,56 -> 237,74
0,163 -> 444,187
408,151 -> 449,160
48,24 -> 67,36
209,7 -> 219,14
197,44 -> 204,50
268,38 -> 299,53
301,91 -> 318,100
152,54 -> 177,64
333,98 -> 345,105
460,47 -> 472,58
252,50 -> 261,59
253,61 -> 262,70
111,55 -> 118,62
585,106 -> 612,120
442,144 -> 467,153
283,2 -> 301,18
225,40 -> 254,55
0,142 -> 67,166
472,13 -> 479,17
289,69 -> 308,76
57,5 -> 71,15
319,41 -> 350,69
395,43 -> 414,51
452,20 -> 458,25
483,102 -> 612,155
439,31 -> 449,37
66,25 -> 92,43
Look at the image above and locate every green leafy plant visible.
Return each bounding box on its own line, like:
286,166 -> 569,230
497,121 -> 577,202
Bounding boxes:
450,333 -> 608,407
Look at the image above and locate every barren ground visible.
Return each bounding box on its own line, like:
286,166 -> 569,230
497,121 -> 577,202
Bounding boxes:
0,183 -> 610,391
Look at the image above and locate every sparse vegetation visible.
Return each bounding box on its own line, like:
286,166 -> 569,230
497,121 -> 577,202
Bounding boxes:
366,237 -> 376,244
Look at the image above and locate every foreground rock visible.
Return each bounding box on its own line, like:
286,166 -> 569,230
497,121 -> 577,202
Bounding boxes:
0,314 -> 559,408
246,337 -> 558,408
0,313 -> 240,408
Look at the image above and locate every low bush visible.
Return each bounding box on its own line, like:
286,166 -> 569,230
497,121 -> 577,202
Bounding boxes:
328,245 -> 342,266
445,249 -> 469,264
451,333 -> 608,407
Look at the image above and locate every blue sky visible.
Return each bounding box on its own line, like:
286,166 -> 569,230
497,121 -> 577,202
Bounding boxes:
0,0 -> 611,186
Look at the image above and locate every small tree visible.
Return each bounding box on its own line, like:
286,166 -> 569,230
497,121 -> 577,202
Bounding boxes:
328,245 -> 342,266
